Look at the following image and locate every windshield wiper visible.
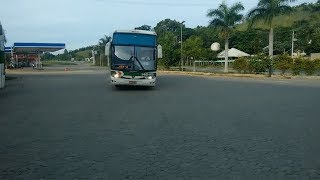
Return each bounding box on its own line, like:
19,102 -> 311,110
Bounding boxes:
133,56 -> 145,71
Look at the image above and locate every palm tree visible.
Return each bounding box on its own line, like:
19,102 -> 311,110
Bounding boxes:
98,35 -> 111,54
248,0 -> 296,57
97,35 -> 111,66
207,2 -> 244,73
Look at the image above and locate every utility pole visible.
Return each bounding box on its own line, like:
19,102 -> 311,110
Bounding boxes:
92,50 -> 96,65
291,30 -> 296,59
180,21 -> 185,71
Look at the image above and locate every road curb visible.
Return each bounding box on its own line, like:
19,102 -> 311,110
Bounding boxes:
158,70 -> 320,80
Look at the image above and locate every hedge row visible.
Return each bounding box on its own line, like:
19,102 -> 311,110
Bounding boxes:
232,54 -> 320,76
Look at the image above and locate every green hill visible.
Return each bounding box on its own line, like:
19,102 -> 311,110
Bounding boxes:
238,5 -> 320,31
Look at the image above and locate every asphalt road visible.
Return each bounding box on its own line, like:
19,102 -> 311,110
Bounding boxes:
1,69 -> 320,179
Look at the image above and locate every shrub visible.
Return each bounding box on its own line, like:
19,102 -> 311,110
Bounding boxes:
274,54 -> 293,75
247,54 -> 269,74
303,60 -> 316,76
233,57 -> 248,73
291,58 -> 304,76
314,59 -> 320,71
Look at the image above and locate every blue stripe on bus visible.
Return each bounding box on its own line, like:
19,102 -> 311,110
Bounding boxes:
112,33 -> 156,46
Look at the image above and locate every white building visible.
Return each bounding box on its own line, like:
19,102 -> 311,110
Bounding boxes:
216,48 -> 250,63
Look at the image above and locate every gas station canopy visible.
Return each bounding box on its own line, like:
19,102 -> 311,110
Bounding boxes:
5,42 -> 66,69
13,42 -> 65,53
4,47 -> 12,53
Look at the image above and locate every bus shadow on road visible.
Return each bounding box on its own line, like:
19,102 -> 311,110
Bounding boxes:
111,85 -> 155,91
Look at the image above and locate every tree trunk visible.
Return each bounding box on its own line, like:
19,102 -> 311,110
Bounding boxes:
268,27 -> 274,77
269,27 -> 274,57
224,38 -> 229,73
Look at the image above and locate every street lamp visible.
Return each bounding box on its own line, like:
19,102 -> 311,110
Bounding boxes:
180,21 -> 185,71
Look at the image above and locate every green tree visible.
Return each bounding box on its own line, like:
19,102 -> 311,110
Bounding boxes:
182,36 -> 206,63
158,32 -> 179,69
312,0 -> 320,12
154,19 -> 182,36
207,2 -> 245,73
135,25 -> 152,31
97,35 -> 111,66
248,0 -> 296,57
230,29 -> 268,54
42,52 -> 55,61
194,26 -> 220,48
98,35 -> 111,54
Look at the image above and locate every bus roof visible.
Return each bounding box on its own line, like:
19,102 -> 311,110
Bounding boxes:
114,30 -> 157,36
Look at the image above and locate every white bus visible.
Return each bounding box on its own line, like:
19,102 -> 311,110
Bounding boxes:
105,30 -> 162,87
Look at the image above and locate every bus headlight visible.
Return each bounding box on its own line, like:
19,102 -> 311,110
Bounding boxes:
112,71 -> 123,78
147,76 -> 154,80
114,73 -> 120,78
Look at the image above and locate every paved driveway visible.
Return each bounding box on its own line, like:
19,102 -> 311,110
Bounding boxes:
1,70 -> 320,179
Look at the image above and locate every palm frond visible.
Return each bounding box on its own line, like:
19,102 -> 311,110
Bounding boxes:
247,0 -> 295,28
248,12 -> 266,28
230,2 -> 245,13
247,7 -> 265,18
277,5 -> 292,14
209,19 -> 226,28
207,9 -> 224,20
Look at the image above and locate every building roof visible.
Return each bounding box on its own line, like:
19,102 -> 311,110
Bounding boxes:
217,48 -> 250,59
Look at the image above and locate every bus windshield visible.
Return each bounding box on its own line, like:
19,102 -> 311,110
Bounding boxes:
134,47 -> 155,71
113,45 -> 156,71
114,46 -> 134,61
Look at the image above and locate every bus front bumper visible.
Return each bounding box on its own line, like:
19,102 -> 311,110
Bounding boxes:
111,77 -> 156,87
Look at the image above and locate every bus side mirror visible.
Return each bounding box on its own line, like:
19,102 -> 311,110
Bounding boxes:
157,44 -> 163,59
105,42 -> 111,56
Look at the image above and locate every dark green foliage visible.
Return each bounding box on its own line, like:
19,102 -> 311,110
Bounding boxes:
154,19 -> 182,37
233,57 -> 248,73
314,59 -> 320,70
274,54 -> 293,75
0,51 -> 4,64
54,49 -> 71,61
230,29 -> 268,55
303,60 -> 317,76
135,25 -> 152,31
247,54 -> 269,74
42,52 -> 55,61
157,32 -> 179,69
291,58 -> 304,75
182,36 -> 207,61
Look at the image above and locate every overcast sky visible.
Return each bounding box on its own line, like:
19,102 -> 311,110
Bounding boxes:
0,0 -> 316,51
